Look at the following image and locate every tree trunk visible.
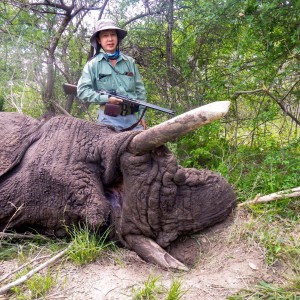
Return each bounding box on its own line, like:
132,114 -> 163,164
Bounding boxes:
43,53 -> 56,113
166,0 -> 174,73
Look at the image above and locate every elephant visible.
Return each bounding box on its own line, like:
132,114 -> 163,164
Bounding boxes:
0,101 -> 236,270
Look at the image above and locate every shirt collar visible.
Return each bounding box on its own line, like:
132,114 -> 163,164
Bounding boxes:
97,50 -> 128,62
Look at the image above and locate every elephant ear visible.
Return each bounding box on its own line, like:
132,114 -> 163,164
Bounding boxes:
0,112 -> 43,177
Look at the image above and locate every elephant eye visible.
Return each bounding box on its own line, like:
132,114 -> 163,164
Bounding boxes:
173,169 -> 186,184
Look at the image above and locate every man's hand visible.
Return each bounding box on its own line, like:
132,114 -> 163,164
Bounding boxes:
108,96 -> 123,104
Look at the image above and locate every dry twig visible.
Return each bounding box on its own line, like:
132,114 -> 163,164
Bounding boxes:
0,203 -> 24,237
238,187 -> 300,207
0,247 -> 69,295
0,254 -> 51,284
0,232 -> 48,240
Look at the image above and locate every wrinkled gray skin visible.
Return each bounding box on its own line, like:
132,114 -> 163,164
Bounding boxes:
0,111 -> 236,270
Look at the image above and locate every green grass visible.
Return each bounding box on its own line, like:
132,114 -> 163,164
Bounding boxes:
0,226 -> 113,266
0,242 -> 20,260
0,225 -> 115,298
229,204 -> 300,300
0,233 -> 56,261
228,276 -> 300,300
9,269 -> 57,300
0,232 -> 64,262
165,279 -> 187,300
0,237 -> 65,299
131,275 -> 164,300
215,147 -> 300,203
66,224 -> 115,265
131,276 -> 186,300
176,125 -> 300,300
232,206 -> 300,266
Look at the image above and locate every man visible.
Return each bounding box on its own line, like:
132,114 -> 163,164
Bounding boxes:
77,19 -> 147,131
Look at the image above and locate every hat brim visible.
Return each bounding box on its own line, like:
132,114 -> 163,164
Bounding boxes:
90,27 -> 127,49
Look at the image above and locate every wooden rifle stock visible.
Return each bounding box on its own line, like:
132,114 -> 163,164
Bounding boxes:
63,83 -> 77,95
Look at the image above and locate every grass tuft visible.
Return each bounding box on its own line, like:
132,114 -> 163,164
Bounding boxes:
165,279 -> 187,300
131,275 -> 164,300
131,276 -> 186,300
66,224 -> 115,265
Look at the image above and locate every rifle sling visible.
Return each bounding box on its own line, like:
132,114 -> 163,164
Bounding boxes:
120,108 -> 147,132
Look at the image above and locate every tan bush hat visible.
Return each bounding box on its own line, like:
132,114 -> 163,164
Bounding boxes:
90,19 -> 127,49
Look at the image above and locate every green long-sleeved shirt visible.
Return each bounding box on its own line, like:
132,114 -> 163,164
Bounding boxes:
77,52 -> 146,116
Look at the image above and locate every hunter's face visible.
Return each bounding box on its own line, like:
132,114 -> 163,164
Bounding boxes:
98,29 -> 118,54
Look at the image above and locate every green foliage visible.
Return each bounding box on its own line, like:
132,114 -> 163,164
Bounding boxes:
175,120 -> 230,170
231,147 -> 299,202
175,119 -> 299,204
66,224 -> 115,265
2,0 -> 299,124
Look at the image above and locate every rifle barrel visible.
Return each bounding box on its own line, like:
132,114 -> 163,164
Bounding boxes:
62,83 -> 175,115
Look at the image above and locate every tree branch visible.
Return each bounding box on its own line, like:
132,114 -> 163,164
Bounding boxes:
235,88 -> 264,95
263,89 -> 300,126
280,78 -> 300,103
235,85 -> 300,126
123,4 -> 168,27
51,101 -> 73,116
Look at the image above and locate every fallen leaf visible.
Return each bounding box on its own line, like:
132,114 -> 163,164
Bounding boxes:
249,262 -> 259,270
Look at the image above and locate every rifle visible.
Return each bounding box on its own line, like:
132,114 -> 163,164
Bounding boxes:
62,83 -> 175,116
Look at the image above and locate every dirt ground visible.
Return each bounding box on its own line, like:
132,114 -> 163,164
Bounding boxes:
0,210 -> 284,300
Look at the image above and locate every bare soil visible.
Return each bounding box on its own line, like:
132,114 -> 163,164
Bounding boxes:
0,210 -> 285,300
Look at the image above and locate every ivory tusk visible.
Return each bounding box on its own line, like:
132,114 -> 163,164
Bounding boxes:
129,101 -> 230,154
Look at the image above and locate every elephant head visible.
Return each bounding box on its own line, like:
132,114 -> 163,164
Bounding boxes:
0,101 -> 235,270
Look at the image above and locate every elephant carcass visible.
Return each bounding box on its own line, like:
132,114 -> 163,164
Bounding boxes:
0,101 -> 236,270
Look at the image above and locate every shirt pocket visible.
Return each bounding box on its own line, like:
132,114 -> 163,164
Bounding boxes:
119,73 -> 135,92
96,70 -> 113,90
